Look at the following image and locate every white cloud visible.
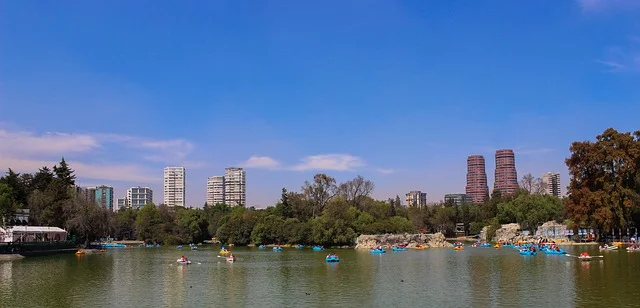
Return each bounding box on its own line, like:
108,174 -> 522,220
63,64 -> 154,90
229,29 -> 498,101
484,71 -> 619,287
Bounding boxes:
376,168 -> 396,174
0,156 -> 157,183
291,154 -> 365,171
577,0 -> 640,12
0,130 -> 99,156
241,156 -> 281,169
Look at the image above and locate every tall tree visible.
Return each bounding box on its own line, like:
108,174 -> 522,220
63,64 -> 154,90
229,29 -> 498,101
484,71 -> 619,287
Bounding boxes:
338,175 -> 375,208
0,183 -> 18,226
302,174 -> 337,218
66,195 -> 114,246
519,173 -> 536,194
32,166 -> 54,192
565,128 -> 640,232
53,158 -> 76,186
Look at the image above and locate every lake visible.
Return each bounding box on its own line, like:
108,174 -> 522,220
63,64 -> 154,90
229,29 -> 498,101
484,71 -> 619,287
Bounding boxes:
1,245 -> 639,307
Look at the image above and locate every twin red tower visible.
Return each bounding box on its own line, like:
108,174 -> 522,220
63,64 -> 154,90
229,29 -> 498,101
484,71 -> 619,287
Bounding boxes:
465,149 -> 518,204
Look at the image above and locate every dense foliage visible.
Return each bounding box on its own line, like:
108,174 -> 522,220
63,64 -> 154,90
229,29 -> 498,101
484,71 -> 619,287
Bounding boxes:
565,128 -> 640,232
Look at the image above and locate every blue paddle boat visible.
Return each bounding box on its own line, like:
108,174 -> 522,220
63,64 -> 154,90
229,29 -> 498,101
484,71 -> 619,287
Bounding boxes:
273,246 -> 283,252
325,254 -> 340,262
312,245 -> 325,251
519,249 -> 537,256
392,246 -> 408,252
177,245 -> 183,249
480,243 -> 492,247
543,248 -> 566,255
294,244 -> 304,249
370,248 -> 386,254
258,245 -> 266,249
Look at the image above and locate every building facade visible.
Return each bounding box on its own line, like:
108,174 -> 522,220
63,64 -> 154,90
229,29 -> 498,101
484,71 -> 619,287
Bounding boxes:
405,191 -> 427,208
116,198 -> 127,211
224,168 -> 246,206
465,155 -> 489,204
541,172 -> 561,198
164,167 -> 186,207
94,185 -> 114,211
127,186 -> 153,210
494,149 -> 519,196
444,194 -> 472,207
76,186 -> 96,204
206,176 -> 225,205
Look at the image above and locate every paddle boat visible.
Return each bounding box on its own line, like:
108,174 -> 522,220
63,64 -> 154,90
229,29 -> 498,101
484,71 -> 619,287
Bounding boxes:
453,242 -> 464,247
544,248 -> 566,255
480,243 -> 492,247
312,245 -> 325,251
258,245 -> 266,249
627,245 -> 640,252
453,246 -> 464,251
494,243 -> 502,249
599,244 -> 618,251
219,247 -> 231,255
392,245 -> 408,252
502,243 -> 515,248
519,249 -> 537,256
294,244 -> 304,249
325,254 -> 340,262
414,244 -> 427,250
191,246 -> 198,251
578,252 -> 592,261
75,249 -> 85,255
370,247 -> 386,254
177,245 -> 183,249
471,242 -> 479,247
177,257 -> 192,265
273,246 -> 283,252
226,254 -> 236,262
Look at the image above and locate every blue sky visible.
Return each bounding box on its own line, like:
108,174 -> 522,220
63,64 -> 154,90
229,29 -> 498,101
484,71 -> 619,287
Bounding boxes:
1,0 -> 639,207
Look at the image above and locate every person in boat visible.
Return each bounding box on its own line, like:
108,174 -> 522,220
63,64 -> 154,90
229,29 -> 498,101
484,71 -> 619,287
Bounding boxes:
181,256 -> 188,262
580,252 -> 590,257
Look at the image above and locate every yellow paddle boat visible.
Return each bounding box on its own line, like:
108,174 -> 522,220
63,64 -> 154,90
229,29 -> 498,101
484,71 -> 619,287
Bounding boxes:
414,244 -> 427,250
494,243 -> 502,249
219,249 -> 231,255
75,249 -> 85,255
453,246 -> 464,251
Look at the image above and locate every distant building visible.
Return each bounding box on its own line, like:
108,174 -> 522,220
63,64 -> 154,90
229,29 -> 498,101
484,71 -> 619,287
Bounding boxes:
494,149 -> 519,196
127,186 -> 153,210
224,168 -> 246,206
164,167 -> 186,207
94,185 -> 114,211
76,186 -> 96,204
206,176 -> 225,205
116,198 -> 128,211
444,194 -> 472,207
541,172 -> 561,198
405,191 -> 428,208
466,155 -> 489,204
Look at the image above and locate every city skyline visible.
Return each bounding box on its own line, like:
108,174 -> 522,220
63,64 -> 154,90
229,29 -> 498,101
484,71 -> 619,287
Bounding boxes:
1,1 -> 639,207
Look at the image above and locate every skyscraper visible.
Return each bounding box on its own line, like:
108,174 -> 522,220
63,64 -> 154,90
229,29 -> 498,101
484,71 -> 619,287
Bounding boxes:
541,172 -> 561,198
405,191 -> 428,208
444,194 -> 472,207
466,155 -> 489,204
164,167 -> 186,207
206,176 -> 225,205
94,185 -> 114,211
494,149 -> 519,196
127,186 -> 153,210
224,167 -> 246,206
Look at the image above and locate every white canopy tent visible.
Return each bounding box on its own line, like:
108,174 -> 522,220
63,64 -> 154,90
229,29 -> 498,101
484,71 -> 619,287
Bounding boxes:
0,226 -> 68,243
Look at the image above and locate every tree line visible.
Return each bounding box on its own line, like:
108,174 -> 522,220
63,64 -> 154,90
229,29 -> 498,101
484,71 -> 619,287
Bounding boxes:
0,128 -> 636,245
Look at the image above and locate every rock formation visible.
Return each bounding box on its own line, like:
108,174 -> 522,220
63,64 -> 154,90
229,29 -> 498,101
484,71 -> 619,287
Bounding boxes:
354,232 -> 453,249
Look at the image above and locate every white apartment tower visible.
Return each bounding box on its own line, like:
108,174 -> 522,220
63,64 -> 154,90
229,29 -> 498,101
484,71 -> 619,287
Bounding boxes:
224,167 -> 246,206
127,186 -> 153,210
164,167 -> 186,207
206,176 -> 225,205
405,191 -> 428,209
541,172 -> 561,198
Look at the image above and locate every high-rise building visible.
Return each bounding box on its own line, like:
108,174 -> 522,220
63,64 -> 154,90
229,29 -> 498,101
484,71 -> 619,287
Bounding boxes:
444,194 -> 472,207
94,185 -> 114,211
541,172 -> 561,198
76,186 -> 96,204
164,167 -> 186,207
466,155 -> 489,204
206,176 -> 225,205
224,168 -> 246,206
494,149 -> 519,196
127,186 -> 153,210
116,198 -> 127,211
405,191 -> 427,208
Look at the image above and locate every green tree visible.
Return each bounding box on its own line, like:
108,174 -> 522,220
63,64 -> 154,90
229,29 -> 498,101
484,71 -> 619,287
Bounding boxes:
565,128 -> 640,232
302,174 -> 337,218
0,183 -> 18,226
135,203 -> 162,242
66,196 -> 114,246
115,208 -> 137,240
53,158 -> 76,186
